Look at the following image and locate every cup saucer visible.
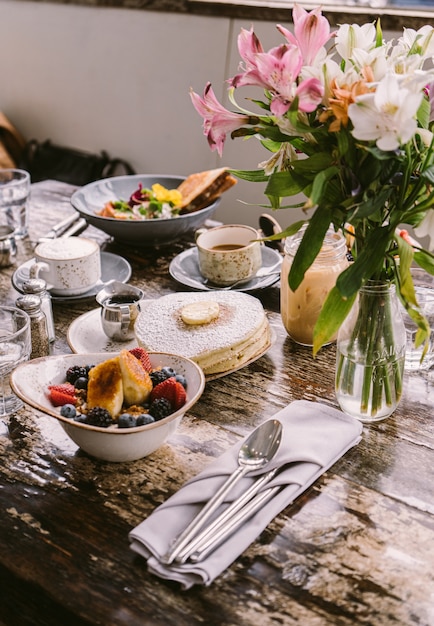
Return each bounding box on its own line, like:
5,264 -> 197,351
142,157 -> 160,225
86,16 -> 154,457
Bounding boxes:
169,246 -> 281,292
12,251 -> 132,302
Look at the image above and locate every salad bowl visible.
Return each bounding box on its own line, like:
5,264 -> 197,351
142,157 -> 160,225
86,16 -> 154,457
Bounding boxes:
71,174 -> 220,246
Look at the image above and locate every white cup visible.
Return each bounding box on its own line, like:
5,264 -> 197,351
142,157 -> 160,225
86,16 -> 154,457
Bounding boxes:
30,237 -> 101,296
196,224 -> 262,286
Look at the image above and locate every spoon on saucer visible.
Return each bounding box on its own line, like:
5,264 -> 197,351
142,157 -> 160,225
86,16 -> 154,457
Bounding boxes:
163,419 -> 283,564
203,263 -> 282,290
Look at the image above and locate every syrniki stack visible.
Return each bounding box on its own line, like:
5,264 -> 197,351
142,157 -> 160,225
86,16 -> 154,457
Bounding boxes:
134,291 -> 271,376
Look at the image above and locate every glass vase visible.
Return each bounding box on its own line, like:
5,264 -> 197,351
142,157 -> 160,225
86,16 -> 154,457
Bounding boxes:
335,281 -> 406,422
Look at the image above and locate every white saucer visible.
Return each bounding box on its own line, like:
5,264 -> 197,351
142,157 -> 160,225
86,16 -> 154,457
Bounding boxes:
169,246 -> 282,292
12,251 -> 132,302
67,307 -> 139,353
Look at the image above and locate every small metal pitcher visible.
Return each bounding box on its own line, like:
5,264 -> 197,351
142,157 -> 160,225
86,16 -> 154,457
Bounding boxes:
96,280 -> 144,342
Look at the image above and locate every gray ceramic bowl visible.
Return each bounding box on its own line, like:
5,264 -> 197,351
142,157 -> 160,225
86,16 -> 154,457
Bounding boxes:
70,174 -> 220,246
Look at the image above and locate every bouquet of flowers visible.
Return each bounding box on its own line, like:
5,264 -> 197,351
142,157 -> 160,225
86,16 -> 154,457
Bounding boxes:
190,5 -> 434,363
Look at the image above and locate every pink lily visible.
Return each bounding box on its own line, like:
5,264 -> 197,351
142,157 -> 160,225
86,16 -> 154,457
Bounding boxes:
190,83 -> 249,157
231,27 -> 266,89
277,5 -> 331,66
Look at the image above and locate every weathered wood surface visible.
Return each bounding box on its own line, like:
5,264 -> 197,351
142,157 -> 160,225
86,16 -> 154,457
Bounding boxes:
0,181 -> 433,626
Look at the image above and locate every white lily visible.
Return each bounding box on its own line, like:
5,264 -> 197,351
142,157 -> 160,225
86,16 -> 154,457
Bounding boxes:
349,73 -> 422,151
414,211 -> 434,252
335,23 -> 377,61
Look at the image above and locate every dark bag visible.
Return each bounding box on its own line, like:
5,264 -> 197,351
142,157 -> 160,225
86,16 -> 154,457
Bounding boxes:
21,139 -> 136,186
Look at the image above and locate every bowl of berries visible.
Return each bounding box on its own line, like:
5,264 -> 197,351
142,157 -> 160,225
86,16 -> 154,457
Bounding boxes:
11,347 -> 206,462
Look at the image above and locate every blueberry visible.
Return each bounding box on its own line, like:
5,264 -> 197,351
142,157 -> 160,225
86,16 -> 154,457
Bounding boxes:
175,374 -> 187,389
74,376 -> 88,390
118,413 -> 137,429
136,414 -> 155,426
60,403 -> 77,419
74,413 -> 88,423
162,366 -> 176,378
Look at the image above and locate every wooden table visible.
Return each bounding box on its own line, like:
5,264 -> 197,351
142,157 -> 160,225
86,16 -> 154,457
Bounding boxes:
1,181 -> 433,626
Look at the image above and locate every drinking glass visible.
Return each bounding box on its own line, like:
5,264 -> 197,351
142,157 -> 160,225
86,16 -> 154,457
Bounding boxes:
0,169 -> 31,238
0,307 -> 31,431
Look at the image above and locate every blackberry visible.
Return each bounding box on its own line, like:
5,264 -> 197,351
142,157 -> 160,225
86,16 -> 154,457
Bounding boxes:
66,365 -> 88,384
149,398 -> 173,421
85,406 -> 113,428
150,369 -> 171,387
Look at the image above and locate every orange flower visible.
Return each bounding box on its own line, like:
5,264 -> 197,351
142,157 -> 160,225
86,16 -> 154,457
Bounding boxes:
326,68 -> 375,131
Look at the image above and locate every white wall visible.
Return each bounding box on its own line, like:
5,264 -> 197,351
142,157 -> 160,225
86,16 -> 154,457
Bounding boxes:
0,2 -> 409,239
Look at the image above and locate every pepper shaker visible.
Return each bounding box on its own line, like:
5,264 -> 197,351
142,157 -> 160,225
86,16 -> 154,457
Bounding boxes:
16,295 -> 50,359
22,278 -> 55,343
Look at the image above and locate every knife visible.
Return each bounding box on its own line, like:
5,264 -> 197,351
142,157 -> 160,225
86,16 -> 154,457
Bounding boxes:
188,484 -> 282,563
38,212 -> 81,241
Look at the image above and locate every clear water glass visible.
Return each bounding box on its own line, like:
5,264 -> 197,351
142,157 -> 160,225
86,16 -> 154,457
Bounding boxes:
0,307 -> 31,431
0,169 -> 31,239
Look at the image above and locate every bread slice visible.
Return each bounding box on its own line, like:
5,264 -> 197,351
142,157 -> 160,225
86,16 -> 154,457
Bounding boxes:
87,356 -> 124,417
118,350 -> 153,406
177,168 -> 237,213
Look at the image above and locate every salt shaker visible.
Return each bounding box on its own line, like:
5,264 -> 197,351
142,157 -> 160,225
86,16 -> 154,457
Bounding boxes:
22,278 -> 55,343
16,295 -> 50,359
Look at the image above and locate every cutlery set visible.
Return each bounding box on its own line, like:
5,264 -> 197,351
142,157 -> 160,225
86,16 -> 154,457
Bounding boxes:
164,419 -> 284,565
36,211 -> 87,244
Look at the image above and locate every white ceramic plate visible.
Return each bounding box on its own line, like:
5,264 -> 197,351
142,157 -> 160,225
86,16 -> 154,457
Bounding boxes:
12,251 -> 132,302
169,246 -> 282,292
67,306 -> 148,354
67,306 -> 275,381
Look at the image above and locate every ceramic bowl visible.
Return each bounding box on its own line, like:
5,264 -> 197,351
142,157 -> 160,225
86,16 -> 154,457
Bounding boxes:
70,174 -> 220,246
11,351 -> 206,462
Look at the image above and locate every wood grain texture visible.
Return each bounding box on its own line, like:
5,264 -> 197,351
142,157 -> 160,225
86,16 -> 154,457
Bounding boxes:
0,181 -> 433,626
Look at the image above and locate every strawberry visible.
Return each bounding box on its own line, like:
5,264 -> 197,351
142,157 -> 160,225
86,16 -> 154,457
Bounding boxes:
150,377 -> 187,411
48,383 -> 77,407
129,347 -> 152,372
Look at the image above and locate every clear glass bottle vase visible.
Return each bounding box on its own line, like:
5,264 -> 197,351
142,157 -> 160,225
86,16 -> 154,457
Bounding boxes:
335,281 -> 406,422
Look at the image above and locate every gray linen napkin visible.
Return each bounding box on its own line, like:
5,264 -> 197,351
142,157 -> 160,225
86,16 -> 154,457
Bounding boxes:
129,400 -> 363,588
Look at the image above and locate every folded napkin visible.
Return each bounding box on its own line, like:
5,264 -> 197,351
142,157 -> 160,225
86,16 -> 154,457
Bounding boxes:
129,400 -> 363,589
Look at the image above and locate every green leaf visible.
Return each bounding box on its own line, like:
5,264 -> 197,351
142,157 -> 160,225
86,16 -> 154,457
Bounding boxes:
229,169 -> 269,183
313,287 -> 357,355
414,249 -> 434,275
288,208 -> 333,290
292,152 -> 333,173
337,227 -> 392,296
348,187 -> 393,221
265,170 -> 308,197
417,97 -> 430,130
309,166 -> 340,206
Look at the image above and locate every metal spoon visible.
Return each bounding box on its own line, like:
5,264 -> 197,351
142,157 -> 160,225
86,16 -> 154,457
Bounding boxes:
203,263 -> 282,291
163,419 -> 283,565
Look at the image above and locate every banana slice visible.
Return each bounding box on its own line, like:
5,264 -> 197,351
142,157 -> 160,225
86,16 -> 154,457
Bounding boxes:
181,301 -> 220,325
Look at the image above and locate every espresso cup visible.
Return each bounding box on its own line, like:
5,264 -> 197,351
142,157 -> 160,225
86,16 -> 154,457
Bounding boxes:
196,224 -> 262,286
30,237 -> 101,296
96,281 -> 144,341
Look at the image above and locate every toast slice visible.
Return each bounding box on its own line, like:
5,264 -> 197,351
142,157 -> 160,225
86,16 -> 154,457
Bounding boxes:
118,350 -> 153,406
177,168 -> 237,213
87,356 -> 124,417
